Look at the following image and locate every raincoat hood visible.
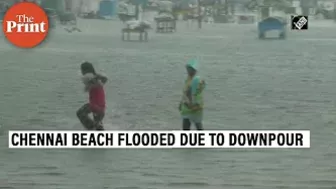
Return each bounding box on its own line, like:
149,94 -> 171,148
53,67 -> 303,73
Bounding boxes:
186,59 -> 199,71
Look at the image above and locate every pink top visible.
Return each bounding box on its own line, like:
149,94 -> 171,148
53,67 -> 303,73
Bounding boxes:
89,85 -> 106,113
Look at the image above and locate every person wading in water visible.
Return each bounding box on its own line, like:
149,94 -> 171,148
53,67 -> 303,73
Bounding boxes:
77,62 -> 107,130
179,59 -> 206,130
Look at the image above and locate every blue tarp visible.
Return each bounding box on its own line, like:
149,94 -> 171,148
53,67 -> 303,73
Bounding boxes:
98,0 -> 117,17
258,17 -> 286,32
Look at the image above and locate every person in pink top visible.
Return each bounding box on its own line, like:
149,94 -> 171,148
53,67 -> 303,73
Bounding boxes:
76,62 -> 107,130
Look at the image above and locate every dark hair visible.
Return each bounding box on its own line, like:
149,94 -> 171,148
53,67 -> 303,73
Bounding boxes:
80,61 -> 96,75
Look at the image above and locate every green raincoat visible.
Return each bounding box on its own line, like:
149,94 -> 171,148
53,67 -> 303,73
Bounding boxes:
180,60 -> 206,123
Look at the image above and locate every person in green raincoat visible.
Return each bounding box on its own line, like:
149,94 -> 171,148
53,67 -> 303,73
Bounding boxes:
179,59 -> 206,130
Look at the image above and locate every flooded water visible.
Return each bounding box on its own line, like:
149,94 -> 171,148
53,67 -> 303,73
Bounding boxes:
0,19 -> 336,189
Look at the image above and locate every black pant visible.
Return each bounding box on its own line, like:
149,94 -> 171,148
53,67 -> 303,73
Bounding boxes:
182,119 -> 203,130
76,103 -> 104,130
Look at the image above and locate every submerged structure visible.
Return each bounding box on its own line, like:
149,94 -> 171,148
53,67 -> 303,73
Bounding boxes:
154,11 -> 176,33
122,21 -> 150,42
155,17 -> 176,33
